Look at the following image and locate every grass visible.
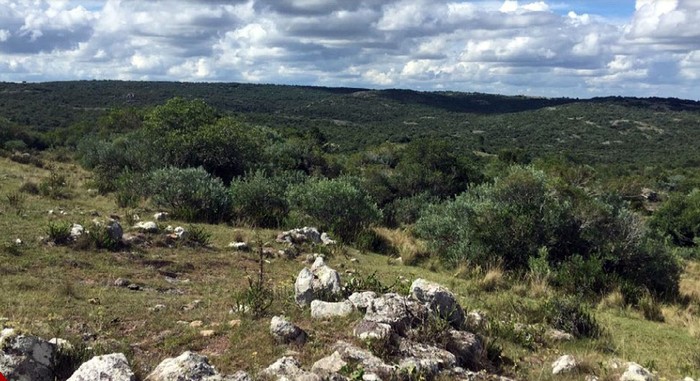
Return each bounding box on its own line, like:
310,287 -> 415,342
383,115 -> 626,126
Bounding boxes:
0,154 -> 699,380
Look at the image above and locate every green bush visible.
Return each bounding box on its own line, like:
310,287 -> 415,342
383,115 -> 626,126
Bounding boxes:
46,222 -> 73,245
229,171 -> 303,228
544,297 -> 601,338
287,177 -> 381,241
649,189 -> 700,246
416,165 -> 681,300
147,167 -> 231,223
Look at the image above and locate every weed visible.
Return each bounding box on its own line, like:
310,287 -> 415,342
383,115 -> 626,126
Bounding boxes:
184,225 -> 211,247
342,271 -> 398,297
46,222 -> 73,245
18,180 -> 40,195
480,267 -> 505,292
39,171 -> 71,199
4,191 -> 26,215
87,223 -> 121,251
544,297 -> 602,339
638,292 -> 665,322
232,243 -> 274,318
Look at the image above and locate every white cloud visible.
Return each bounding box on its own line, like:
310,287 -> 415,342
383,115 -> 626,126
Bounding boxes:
0,0 -> 697,99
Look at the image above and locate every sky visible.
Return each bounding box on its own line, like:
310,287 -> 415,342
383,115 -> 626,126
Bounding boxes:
0,0 -> 699,99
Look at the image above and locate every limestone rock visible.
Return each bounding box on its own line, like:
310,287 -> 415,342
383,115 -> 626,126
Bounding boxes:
397,338 -> 457,373
154,212 -> 169,221
70,224 -> 84,239
353,320 -> 392,341
134,221 -> 159,233
620,362 -> 657,381
228,242 -> 249,251
552,355 -> 577,375
445,330 -> 484,370
261,356 -> 320,381
332,341 -> 394,378
364,293 -> 427,335
0,331 -> 57,381
311,351 -> 347,378
348,291 -> 377,311
67,353 -> 135,381
294,257 -> 341,306
311,300 -> 354,319
546,328 -> 574,342
270,316 -> 307,346
144,351 -> 220,381
410,278 -> 465,327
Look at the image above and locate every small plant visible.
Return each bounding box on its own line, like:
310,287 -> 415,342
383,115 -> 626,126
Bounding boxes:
544,296 -> 602,339
232,243 -> 274,318
46,222 -> 73,245
342,271 -> 397,297
184,225 -> 211,247
18,181 -> 40,195
4,192 -> 26,215
39,171 -> 71,199
638,291 -> 665,322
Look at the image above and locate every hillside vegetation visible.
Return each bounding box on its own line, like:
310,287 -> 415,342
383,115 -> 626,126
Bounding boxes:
1,81 -> 700,380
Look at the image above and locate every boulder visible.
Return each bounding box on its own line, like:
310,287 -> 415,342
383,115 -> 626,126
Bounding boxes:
364,293 -> 427,334
0,329 -> 57,381
294,257 -> 342,306
311,300 -> 354,319
174,226 -> 188,240
410,278 -> 465,328
134,221 -> 159,233
144,351 -> 221,381
397,338 -> 457,375
445,330 -> 484,370
620,362 -> 657,381
551,355 -> 577,375
277,227 -> 322,244
321,232 -> 337,245
106,220 -> 124,242
270,316 -> 308,346
154,212 -> 169,221
311,351 -> 347,379
67,353 -> 135,381
261,356 -> 320,381
332,341 -> 394,378
353,320 -> 392,341
348,291 -> 377,311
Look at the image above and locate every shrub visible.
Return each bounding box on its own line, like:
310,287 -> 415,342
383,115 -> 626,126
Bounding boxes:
147,167 -> 231,223
39,171 -> 71,199
229,171 -> 302,228
46,222 -> 72,245
383,192 -> 439,227
287,177 -> 381,241
649,189 -> 700,246
544,297 -> 601,338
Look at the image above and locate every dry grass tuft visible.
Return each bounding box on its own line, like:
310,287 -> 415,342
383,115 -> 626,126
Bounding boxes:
479,266 -> 505,292
373,227 -> 429,265
598,289 -> 626,311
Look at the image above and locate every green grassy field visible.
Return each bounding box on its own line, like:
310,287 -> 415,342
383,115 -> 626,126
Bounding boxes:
1,154 -> 699,380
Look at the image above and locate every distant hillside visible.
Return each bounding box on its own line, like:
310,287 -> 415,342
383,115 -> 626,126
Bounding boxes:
2,80 -> 700,166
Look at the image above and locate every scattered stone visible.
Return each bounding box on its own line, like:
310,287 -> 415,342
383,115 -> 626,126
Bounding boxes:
144,351 -> 221,381
122,232 -> 146,245
682,377 -> 695,381
294,257 -> 342,306
134,221 -> 159,233
410,278 -> 465,327
311,351 -> 347,378
229,370 -> 253,381
0,331 -> 57,381
228,320 -> 241,328
466,311 -> 487,329
67,353 -> 135,381
149,304 -> 166,312
14,238 -> 22,245
586,376 -> 600,381
228,242 -> 249,251
321,232 -> 337,245
200,330 -> 215,337
348,291 -> 377,311
277,227 -> 322,244
546,328 -> 574,342
126,283 -> 141,291
311,300 -> 354,319
70,224 -> 84,239
353,320 -> 392,341
332,341 -> 394,378
153,212 -> 169,221
114,278 -> 130,287
552,355 -> 578,375
620,362 -> 657,381
270,316 -> 308,346
189,321 -> 204,328
261,356 -> 320,381
397,338 -> 457,376
105,220 -> 124,242
183,299 -> 202,311
48,338 -> 74,352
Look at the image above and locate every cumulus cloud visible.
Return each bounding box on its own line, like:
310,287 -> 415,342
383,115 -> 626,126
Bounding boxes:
0,0 -> 698,99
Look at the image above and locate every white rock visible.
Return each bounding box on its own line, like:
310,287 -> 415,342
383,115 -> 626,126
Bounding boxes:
228,242 -> 249,251
14,238 -> 22,245
311,351 -> 346,378
348,291 -> 378,311
48,338 -> 74,352
552,355 -> 577,375
70,224 -> 84,239
261,356 -> 320,381
153,212 -> 169,221
144,351 -> 220,381
270,316 -> 307,345
310,300 -> 354,319
410,278 -> 465,327
67,353 -> 135,381
174,226 -> 188,240
620,362 -> 657,381
134,221 -> 159,233
294,259 -> 341,306
321,232 -> 337,245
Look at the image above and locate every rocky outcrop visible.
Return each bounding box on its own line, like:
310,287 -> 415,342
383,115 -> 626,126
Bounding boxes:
144,351 -> 224,381
348,291 -> 377,311
0,329 -> 57,381
270,316 -> 308,346
364,293 -> 427,335
552,355 -> 577,375
410,278 -> 465,328
67,353 -> 135,381
261,356 -> 320,381
620,362 -> 657,381
294,257 -> 341,306
310,300 -> 354,319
